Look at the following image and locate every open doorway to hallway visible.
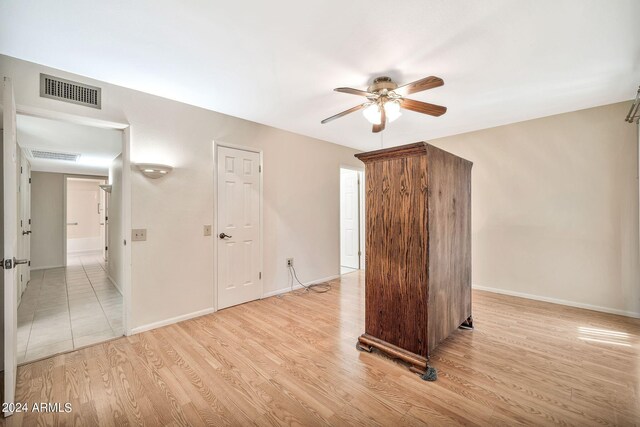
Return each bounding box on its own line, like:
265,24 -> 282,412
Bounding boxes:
15,115 -> 124,363
340,167 -> 364,275
66,177 -> 107,259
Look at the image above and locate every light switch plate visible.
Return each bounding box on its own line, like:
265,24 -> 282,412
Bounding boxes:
204,225 -> 212,236
132,229 -> 147,241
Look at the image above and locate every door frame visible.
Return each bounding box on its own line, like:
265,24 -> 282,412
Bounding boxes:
62,175 -> 108,266
16,105 -> 133,336
339,164 -> 365,271
212,141 -> 264,311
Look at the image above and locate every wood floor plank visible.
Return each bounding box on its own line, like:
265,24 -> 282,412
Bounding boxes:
6,271 -> 640,426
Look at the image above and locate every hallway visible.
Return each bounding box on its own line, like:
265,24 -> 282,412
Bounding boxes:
16,251 -> 123,363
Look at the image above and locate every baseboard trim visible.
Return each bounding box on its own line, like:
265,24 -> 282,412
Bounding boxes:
107,275 -> 123,296
130,307 -> 216,335
31,264 -> 65,271
262,274 -> 341,298
473,285 -> 640,319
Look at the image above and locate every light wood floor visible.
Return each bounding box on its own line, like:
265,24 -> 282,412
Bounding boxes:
6,271 -> 640,426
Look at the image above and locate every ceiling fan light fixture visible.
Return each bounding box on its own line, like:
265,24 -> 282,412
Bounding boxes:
384,100 -> 402,122
363,103 -> 382,125
321,75 -> 446,132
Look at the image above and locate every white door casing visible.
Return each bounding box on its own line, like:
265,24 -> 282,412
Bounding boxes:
3,76 -> 19,416
216,146 -> 262,310
340,168 -> 360,269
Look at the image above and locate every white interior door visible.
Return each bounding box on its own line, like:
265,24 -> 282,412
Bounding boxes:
103,190 -> 109,261
340,168 -> 360,269
23,159 -> 30,286
216,146 -> 262,310
17,148 -> 31,296
3,76 -> 19,416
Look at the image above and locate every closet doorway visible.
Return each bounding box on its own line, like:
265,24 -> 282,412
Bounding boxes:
340,167 -> 365,275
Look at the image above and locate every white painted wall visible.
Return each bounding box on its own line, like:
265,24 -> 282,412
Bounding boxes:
428,102 -> 640,317
108,155 -> 123,293
0,55 -> 363,331
66,178 -> 104,253
30,172 -> 64,269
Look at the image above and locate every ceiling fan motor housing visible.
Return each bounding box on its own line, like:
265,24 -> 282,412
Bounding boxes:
368,76 -> 398,94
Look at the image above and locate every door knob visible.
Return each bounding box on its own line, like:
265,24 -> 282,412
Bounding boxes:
219,233 -> 232,239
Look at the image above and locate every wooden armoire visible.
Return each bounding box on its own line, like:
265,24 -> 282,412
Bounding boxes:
355,142 -> 472,377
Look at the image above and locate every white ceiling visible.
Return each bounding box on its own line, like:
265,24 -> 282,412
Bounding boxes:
1,0 -> 639,151
17,115 -> 121,175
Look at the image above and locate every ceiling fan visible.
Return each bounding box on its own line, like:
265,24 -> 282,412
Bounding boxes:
321,75 -> 447,133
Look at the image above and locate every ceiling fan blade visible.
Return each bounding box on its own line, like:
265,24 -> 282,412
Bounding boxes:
399,98 -> 447,116
321,104 -> 366,124
393,76 -> 444,96
335,87 -> 376,97
372,107 -> 386,133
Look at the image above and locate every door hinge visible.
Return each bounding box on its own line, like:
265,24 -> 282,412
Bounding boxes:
28,261 -> 30,267
259,165 -> 262,173
29,219 -> 31,225
124,239 -> 127,246
105,246 -> 108,251
358,251 -> 362,256
259,272 -> 262,279
20,219 -> 23,227
29,177 -> 31,184
20,166 -> 22,173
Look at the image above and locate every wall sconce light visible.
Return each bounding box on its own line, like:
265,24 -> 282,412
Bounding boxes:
99,184 -> 112,193
136,163 -> 173,179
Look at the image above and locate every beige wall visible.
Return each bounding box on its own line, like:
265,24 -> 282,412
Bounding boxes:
108,155 -> 123,292
31,172 -> 64,269
427,102 -> 640,316
0,54 -> 363,331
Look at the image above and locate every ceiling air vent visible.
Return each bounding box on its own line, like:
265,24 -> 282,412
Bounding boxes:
40,73 -> 101,109
28,149 -> 80,162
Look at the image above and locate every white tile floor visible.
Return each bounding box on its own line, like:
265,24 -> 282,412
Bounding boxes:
17,251 -> 123,363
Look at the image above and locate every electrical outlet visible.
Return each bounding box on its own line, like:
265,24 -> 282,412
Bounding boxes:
132,229 -> 147,241
286,258 -> 294,267
203,225 -> 212,236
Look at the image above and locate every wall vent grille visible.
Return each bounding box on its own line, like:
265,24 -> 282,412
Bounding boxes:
28,149 -> 80,162
40,74 -> 101,109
